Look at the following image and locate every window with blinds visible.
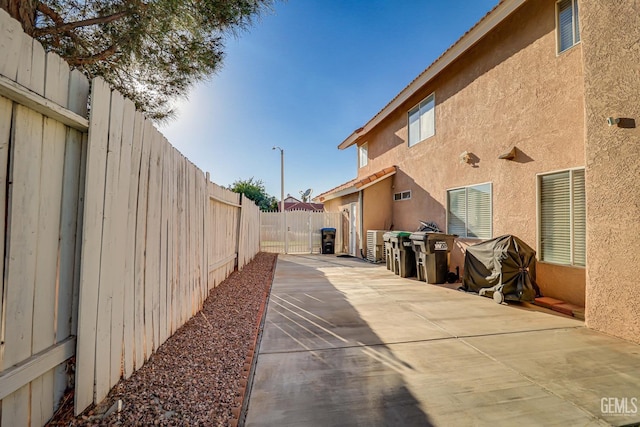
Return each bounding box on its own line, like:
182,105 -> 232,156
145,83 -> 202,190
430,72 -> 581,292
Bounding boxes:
539,169 -> 585,266
447,183 -> 492,239
557,0 -> 580,53
408,93 -> 435,147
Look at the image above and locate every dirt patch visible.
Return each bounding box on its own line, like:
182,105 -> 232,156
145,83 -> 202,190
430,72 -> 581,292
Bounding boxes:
47,252 -> 277,426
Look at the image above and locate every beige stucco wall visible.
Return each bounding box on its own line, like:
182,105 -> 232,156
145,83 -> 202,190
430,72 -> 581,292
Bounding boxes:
362,178 -> 394,255
362,178 -> 393,232
353,0 -> 586,304
581,0 -> 640,343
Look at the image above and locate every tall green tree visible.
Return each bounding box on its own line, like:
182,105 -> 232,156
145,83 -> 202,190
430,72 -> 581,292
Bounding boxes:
229,177 -> 278,212
0,0 -> 273,121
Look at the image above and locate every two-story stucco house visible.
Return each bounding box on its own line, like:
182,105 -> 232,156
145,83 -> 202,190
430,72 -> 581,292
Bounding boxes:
315,0 -> 640,345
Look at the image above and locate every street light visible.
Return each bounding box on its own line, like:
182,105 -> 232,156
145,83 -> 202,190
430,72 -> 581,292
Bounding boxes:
272,146 -> 287,254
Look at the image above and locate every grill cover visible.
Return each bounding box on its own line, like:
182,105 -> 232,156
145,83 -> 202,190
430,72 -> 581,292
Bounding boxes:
461,235 -> 538,302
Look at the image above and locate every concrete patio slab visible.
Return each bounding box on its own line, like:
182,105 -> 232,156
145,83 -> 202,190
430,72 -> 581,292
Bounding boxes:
244,255 -> 640,426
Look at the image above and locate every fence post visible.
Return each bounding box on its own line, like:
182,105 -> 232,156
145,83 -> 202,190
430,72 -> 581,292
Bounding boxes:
308,211 -> 312,254
235,193 -> 243,269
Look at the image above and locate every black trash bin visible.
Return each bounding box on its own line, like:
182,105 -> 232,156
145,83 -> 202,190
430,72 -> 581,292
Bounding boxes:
320,228 -> 336,254
410,232 -> 456,284
388,231 -> 415,278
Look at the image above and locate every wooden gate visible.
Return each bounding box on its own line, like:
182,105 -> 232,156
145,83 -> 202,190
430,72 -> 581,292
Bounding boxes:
260,211 -> 343,254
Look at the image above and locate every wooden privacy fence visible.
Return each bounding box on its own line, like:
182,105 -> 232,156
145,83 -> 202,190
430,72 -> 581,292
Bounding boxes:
261,210 -> 343,254
0,9 -> 261,426
207,180 -> 261,287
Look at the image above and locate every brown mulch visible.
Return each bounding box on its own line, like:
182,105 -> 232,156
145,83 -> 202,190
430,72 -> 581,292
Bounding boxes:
47,252 -> 277,427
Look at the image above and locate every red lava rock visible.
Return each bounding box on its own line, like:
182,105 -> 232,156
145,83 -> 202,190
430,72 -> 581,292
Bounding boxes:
46,253 -> 277,427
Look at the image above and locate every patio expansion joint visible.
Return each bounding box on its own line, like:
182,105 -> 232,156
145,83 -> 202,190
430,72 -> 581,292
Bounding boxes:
258,336 -> 456,355
448,325 -> 586,340
258,325 -> 586,356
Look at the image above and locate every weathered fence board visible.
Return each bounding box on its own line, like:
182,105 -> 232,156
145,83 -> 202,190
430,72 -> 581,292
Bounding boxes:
31,117 -> 66,425
3,104 -> 44,427
0,96 -> 11,367
75,77 -> 111,414
133,119 -> 152,370
122,103 -> 140,379
0,9 -> 22,79
94,87 -> 123,402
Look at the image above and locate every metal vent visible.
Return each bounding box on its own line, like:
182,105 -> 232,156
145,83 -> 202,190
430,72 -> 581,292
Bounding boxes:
366,230 -> 385,263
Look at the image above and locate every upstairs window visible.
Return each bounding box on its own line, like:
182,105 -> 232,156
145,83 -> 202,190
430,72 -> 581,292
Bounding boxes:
447,183 -> 492,239
359,142 -> 368,168
557,0 -> 580,53
538,169 -> 585,266
408,93 -> 435,147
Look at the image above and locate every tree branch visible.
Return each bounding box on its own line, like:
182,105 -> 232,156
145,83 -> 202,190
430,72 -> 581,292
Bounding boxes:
34,9 -> 130,37
66,44 -> 119,66
36,2 -> 64,26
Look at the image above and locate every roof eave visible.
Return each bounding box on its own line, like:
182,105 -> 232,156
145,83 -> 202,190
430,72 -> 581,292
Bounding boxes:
317,186 -> 359,203
338,127 -> 366,150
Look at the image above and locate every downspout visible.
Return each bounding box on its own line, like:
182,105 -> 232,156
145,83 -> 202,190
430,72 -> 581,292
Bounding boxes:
359,190 -> 364,258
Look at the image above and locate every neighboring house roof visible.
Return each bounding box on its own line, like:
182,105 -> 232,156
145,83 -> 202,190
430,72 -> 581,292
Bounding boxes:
283,201 -> 324,212
315,166 -> 397,202
338,0 -> 526,150
284,195 -> 301,203
279,194 -> 323,211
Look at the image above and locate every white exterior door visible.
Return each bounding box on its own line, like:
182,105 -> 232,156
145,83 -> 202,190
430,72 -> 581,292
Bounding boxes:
349,203 -> 357,256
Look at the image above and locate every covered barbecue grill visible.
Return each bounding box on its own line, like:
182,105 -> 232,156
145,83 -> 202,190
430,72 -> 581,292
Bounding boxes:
461,235 -> 539,303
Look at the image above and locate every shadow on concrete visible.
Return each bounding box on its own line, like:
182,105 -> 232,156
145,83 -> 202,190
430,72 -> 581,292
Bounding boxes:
248,256 -> 434,426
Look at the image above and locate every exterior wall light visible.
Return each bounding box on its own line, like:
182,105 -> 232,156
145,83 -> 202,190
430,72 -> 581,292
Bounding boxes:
498,146 -> 517,160
607,117 -> 620,126
459,151 -> 471,164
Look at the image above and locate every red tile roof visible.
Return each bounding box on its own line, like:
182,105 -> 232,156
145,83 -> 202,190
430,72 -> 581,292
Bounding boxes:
315,166 -> 397,202
283,201 -> 324,212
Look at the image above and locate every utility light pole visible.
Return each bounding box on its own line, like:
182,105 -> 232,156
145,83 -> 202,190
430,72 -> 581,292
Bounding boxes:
272,146 -> 287,254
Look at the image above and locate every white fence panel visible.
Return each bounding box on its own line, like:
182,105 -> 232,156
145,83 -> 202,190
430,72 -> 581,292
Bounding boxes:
261,210 -> 343,254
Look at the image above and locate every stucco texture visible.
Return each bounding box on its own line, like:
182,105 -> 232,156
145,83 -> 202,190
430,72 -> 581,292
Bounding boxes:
352,0 -> 586,304
581,0 -> 640,343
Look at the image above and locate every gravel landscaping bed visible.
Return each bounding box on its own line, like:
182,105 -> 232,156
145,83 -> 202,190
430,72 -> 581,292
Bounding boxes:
48,252 -> 277,426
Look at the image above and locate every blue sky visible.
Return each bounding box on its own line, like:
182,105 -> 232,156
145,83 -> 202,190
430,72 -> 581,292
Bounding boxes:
161,0 -> 498,201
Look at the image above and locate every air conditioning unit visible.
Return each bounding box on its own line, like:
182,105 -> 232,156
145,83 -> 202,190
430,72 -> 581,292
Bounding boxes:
366,230 -> 385,263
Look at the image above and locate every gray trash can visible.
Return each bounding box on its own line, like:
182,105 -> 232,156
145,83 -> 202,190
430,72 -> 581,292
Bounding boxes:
388,231 -> 415,278
321,228 -> 336,254
410,232 -> 456,284
383,232 -> 394,272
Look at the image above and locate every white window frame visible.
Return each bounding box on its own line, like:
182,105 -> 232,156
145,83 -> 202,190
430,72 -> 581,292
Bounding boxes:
537,167 -> 585,267
408,93 -> 435,147
446,182 -> 493,239
556,0 -> 580,54
393,190 -> 411,201
359,142 -> 368,168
